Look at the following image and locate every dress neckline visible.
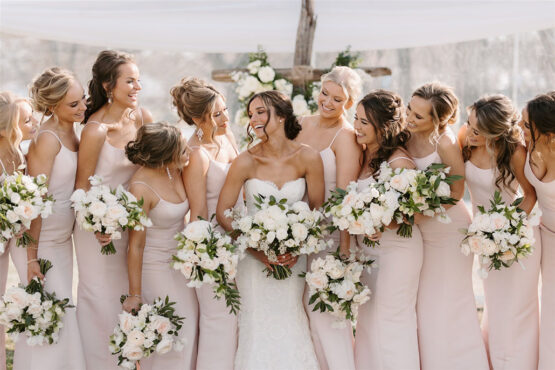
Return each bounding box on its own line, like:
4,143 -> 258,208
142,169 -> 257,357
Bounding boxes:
526,152 -> 555,185
245,177 -> 305,191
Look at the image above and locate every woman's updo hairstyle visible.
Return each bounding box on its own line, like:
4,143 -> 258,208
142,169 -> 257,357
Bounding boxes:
246,90 -> 301,144
359,90 -> 410,174
85,50 -> 134,123
125,122 -> 183,168
0,91 -> 27,156
463,95 -> 521,190
527,91 -> 555,153
170,77 -> 222,125
29,67 -> 76,123
320,66 -> 362,105
412,82 -> 459,143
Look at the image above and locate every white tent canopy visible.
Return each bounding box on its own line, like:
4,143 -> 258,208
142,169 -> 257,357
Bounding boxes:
1,0 -> 554,53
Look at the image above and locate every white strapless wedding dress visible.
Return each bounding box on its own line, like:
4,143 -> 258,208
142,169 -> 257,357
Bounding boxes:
234,178 -> 319,370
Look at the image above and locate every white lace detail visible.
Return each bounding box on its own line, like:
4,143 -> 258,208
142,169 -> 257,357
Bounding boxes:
235,178 -> 319,370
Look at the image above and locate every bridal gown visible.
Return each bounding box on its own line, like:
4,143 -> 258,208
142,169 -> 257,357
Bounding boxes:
234,178 -> 319,370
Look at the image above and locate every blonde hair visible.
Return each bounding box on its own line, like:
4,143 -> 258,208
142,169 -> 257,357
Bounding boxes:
412,82 -> 459,144
0,91 -> 28,159
320,66 -> 362,104
170,77 -> 223,126
29,67 -> 76,124
463,95 -> 521,191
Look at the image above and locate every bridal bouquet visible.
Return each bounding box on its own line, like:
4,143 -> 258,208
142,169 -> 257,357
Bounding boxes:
460,191 -> 539,278
0,171 -> 54,252
303,251 -> 373,327
323,180 -> 399,247
172,220 -> 241,314
375,162 -> 461,238
109,296 -> 185,370
0,259 -> 72,346
71,176 -> 152,255
229,194 -> 333,280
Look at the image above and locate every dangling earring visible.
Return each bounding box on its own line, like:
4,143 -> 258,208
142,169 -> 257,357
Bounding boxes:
107,91 -> 113,104
166,167 -> 173,180
196,128 -> 204,141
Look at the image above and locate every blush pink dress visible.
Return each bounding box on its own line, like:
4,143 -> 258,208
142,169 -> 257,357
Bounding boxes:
73,121 -> 139,370
353,159 -> 423,370
413,130 -> 488,370
0,160 -> 11,370
524,152 -> 555,370
129,181 -> 198,370
304,128 -> 356,370
193,146 -> 239,370
466,160 -> 541,369
10,130 -> 86,370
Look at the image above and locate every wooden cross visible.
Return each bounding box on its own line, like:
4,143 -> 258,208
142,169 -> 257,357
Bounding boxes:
212,0 -> 391,88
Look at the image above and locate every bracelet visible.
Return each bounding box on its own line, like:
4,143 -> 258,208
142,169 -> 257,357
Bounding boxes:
127,294 -> 141,299
27,258 -> 38,264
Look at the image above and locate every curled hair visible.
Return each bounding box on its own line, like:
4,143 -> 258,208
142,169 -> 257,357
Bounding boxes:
0,91 -> 28,159
125,122 -> 183,168
463,95 -> 521,191
321,66 -> 362,105
527,91 -> 555,155
170,77 -> 222,126
412,82 -> 459,144
246,90 -> 301,146
85,50 -> 134,123
29,67 -> 76,123
359,90 -> 410,174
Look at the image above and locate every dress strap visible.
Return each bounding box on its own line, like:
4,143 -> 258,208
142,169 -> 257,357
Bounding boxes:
190,145 -> 211,159
327,128 -> 344,149
387,156 -> 416,166
129,181 -> 161,202
0,158 -> 7,175
36,130 -> 63,146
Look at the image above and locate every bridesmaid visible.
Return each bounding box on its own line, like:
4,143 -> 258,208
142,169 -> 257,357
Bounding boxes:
405,82 -> 488,370
10,68 -> 86,369
459,95 -> 541,369
170,77 -> 239,369
122,122 -> 197,369
73,50 -> 152,369
523,92 -> 555,370
352,90 -> 423,370
0,92 -> 37,370
295,66 -> 362,370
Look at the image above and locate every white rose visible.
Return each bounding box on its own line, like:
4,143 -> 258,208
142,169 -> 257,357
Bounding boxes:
183,220 -> 211,242
156,337 -> 174,354
390,174 -> 410,193
238,216 -> 253,233
307,271 -> 328,290
120,360 -> 136,369
122,343 -> 143,361
118,312 -> 137,334
436,181 -> 451,197
150,315 -> 171,335
6,210 -> 19,224
14,202 -> 38,221
490,213 -> 509,231
247,60 -> 262,74
291,223 -> 308,242
88,201 -> 107,218
10,193 -> 21,204
275,228 -> 288,241
292,95 -> 310,116
88,175 -> 103,186
257,66 -> 275,83
274,78 -> 293,96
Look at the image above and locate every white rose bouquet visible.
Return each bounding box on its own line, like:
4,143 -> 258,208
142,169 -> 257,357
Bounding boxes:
0,171 -> 54,252
323,181 -> 399,247
109,295 -> 185,370
461,191 -> 539,278
375,162 -> 461,238
303,250 -> 373,327
0,259 -> 72,346
230,194 -> 332,280
172,220 -> 241,314
71,176 -> 152,255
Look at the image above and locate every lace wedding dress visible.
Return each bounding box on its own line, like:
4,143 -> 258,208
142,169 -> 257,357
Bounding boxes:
234,178 -> 319,370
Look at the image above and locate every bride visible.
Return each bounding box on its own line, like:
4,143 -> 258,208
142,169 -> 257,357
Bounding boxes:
216,90 -> 325,370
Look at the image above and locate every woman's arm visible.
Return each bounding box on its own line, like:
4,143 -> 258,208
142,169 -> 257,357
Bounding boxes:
122,181 -> 155,312
216,153 -> 251,232
333,130 -> 362,255
302,146 -> 325,209
25,133 -> 59,283
182,148 -> 210,221
511,145 -> 537,214
74,123 -> 106,191
437,132 -> 466,202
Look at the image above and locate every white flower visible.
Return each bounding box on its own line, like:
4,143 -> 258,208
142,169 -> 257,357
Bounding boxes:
274,78 -> 293,96
88,201 -> 107,218
334,280 -> 356,300
118,312 -> 136,334
183,220 -> 211,242
436,182 -> 451,197
14,202 -> 38,221
150,315 -> 171,335
306,271 -> 328,290
156,337 -> 174,354
275,228 -> 288,241
122,342 -> 143,361
257,66 -> 276,83
291,223 -> 308,242
10,193 -> 21,204
247,60 -> 262,74
6,210 -> 18,224
292,95 -> 311,116
88,175 -> 103,186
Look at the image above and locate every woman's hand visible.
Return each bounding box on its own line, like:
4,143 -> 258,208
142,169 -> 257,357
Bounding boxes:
14,226 -> 28,239
122,295 -> 142,313
95,232 -> 112,246
276,252 -> 299,269
248,249 -> 299,270
27,260 -> 44,284
366,231 -> 382,242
